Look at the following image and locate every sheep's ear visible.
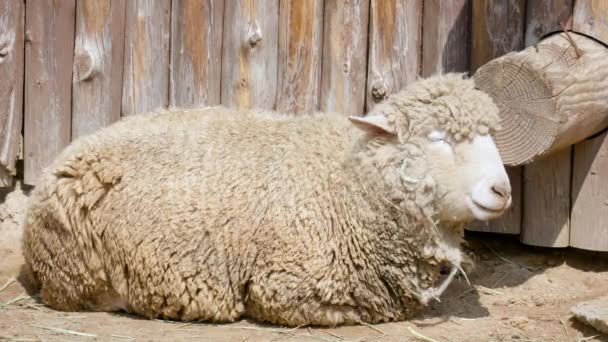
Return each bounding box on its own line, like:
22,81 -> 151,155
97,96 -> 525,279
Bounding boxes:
348,114 -> 397,136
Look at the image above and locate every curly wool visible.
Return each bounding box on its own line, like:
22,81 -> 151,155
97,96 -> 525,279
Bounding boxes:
371,73 -> 501,143
22,73 -> 497,327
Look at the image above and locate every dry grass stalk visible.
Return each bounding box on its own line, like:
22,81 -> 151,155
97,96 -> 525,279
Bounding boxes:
0,277 -> 16,293
407,326 -> 441,342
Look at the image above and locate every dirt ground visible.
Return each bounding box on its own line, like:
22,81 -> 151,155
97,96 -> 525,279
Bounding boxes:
1,184 -> 607,342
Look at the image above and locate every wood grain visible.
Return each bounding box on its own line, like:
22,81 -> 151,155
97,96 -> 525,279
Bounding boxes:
221,0 -> 279,110
72,0 -> 126,139
366,0 -> 422,111
320,0 -> 370,116
24,0 -> 75,185
170,0 -> 224,108
276,0 -> 324,114
521,150 -> 571,247
471,0 -> 525,72
571,131 -> 608,251
573,0 -> 608,43
525,0 -> 573,46
518,1 -> 574,247
122,0 -> 171,115
570,0 -> 608,251
0,0 -> 24,186
474,33 -> 608,165
421,0 -> 470,76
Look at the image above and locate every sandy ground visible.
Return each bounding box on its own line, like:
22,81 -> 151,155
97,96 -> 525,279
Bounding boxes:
1,184 -> 607,342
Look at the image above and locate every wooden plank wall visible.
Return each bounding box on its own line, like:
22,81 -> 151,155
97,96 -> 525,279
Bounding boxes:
469,0 -> 526,235
23,0 -> 75,185
519,1 -> 574,247
72,0 -> 126,139
570,0 -> 608,251
1,0 -> 607,251
0,0 -> 24,187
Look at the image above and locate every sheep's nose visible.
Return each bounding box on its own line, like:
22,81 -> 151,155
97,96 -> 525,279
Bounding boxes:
491,182 -> 511,199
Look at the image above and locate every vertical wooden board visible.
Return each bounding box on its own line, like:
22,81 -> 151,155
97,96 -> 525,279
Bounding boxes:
525,0 -> 573,46
221,0 -> 279,110
170,0 -> 224,108
468,0 -> 525,234
276,0 -> 324,114
72,0 -> 126,139
320,0 -> 370,116
470,0 -> 525,72
366,0 -> 422,111
122,0 -> 171,115
518,0 -> 575,247
521,150 -> 571,247
573,0 -> 608,42
0,0 -> 24,186
24,0 -> 75,185
570,0 -> 608,251
421,0 -> 470,76
571,132 -> 608,251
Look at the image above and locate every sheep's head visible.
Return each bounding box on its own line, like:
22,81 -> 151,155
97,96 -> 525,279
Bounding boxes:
350,73 -> 511,223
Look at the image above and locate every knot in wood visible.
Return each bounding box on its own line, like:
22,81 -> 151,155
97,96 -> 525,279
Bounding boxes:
371,80 -> 388,101
73,49 -> 98,82
247,22 -> 262,47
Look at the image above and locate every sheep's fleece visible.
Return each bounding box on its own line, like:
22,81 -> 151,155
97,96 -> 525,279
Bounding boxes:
23,74 -> 501,326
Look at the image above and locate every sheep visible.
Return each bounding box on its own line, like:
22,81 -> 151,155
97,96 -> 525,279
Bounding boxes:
22,73 -> 511,326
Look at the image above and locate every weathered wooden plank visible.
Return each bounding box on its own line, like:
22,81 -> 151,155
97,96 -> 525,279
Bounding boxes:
573,0 -> 608,43
471,0 -> 525,72
72,0 -> 126,139
571,131 -> 608,251
0,0 -> 24,187
366,0 -> 422,111
170,0 -> 224,108
221,0 -> 279,110
501,2 -> 572,245
276,0 -> 324,114
320,0 -> 369,116
468,0 -> 525,234
421,0 -> 470,76
24,0 -> 75,185
521,150 -> 571,247
570,0 -> 608,251
525,0 -> 573,46
122,0 -> 171,115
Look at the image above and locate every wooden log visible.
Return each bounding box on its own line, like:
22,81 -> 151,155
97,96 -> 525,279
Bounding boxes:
421,0 -> 470,76
276,0 -> 324,114
518,3 -> 574,247
0,0 -> 24,187
221,0 -> 279,110
468,0 -> 525,235
24,0 -> 75,185
366,0 -> 422,111
72,0 -> 126,139
122,0 -> 171,115
525,0 -> 573,46
474,32 -> 608,166
320,0 -> 369,115
170,0 -> 224,108
570,0 -> 608,251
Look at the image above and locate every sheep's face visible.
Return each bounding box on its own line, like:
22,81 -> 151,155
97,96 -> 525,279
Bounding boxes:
349,115 -> 511,223
420,129 -> 511,222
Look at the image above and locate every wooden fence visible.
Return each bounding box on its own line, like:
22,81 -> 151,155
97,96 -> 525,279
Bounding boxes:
0,0 -> 607,251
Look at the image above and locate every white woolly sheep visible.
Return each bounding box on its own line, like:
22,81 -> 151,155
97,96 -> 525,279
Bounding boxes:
22,73 -> 511,326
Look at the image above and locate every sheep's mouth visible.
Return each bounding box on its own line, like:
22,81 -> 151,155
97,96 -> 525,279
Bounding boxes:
466,196 -> 505,220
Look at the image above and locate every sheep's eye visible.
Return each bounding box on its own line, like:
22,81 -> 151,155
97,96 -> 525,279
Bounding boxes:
428,131 -> 448,143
